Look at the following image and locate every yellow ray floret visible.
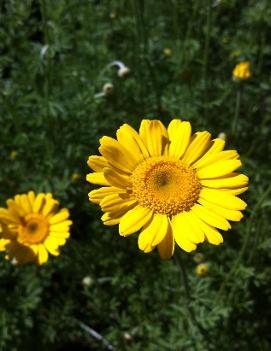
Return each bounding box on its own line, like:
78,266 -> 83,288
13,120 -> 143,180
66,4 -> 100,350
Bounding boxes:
0,191 -> 72,265
86,119 -> 248,259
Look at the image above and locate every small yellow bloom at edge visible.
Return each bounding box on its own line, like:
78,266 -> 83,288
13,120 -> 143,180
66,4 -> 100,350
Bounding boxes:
233,61 -> 251,81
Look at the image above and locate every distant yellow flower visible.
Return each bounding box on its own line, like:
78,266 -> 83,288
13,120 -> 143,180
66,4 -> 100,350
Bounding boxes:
10,151 -> 18,160
196,263 -> 209,277
0,191 -> 72,265
87,119 -> 248,259
72,172 -> 81,182
233,61 -> 251,81
163,48 -> 172,57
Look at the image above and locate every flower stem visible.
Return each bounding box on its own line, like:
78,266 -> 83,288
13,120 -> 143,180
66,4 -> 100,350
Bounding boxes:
231,86 -> 242,135
174,249 -> 211,350
202,0 -> 212,123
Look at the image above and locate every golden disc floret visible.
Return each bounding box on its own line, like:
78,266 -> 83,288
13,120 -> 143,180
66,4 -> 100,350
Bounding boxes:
131,157 -> 201,216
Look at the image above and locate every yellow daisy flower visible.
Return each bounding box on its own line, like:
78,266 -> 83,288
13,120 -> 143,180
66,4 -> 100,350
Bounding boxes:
232,61 -> 251,81
87,119 -> 248,259
0,191 -> 72,265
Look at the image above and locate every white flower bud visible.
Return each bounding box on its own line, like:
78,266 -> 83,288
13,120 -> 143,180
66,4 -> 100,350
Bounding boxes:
102,83 -> 114,95
123,332 -> 133,341
217,132 -> 227,141
118,66 -> 130,78
82,276 -> 93,287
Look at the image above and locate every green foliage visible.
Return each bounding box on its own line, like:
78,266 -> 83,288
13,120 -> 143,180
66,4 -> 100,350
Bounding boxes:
1,0 -> 271,350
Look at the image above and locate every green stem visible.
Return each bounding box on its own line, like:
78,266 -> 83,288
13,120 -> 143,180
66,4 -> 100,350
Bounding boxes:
231,87 -> 242,135
174,249 -> 211,351
174,249 -> 191,299
202,0 -> 212,123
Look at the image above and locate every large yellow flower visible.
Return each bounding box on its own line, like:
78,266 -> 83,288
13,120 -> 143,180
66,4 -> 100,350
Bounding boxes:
0,191 -> 72,265
87,120 -> 248,259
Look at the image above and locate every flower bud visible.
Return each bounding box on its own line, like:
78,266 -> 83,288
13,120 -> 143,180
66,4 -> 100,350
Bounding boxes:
217,132 -> 227,141
195,263 -> 209,277
102,83 -> 114,95
82,276 -> 93,287
118,66 -> 130,78
163,48 -> 172,57
10,150 -> 18,160
232,61 -> 251,81
71,173 -> 80,182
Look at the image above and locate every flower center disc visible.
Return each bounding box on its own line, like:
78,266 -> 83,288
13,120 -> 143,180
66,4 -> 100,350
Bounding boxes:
131,157 -> 201,216
18,213 -> 49,244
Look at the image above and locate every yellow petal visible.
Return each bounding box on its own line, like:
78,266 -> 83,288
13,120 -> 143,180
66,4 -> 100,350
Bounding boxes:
49,209 -> 70,225
168,120 -> 191,159
88,187 -> 123,204
50,231 -> 70,239
197,159 -> 242,179
37,244 -> 49,265
138,214 -> 168,251
18,194 -> 32,214
33,193 -> 46,213
44,236 -> 64,255
185,211 -> 205,243
157,223 -> 175,259
6,199 -> 24,218
27,191 -> 36,209
222,187 -> 248,195
100,194 -> 137,213
194,150 -> 239,169
172,211 -> 204,244
0,208 -> 20,224
101,199 -> 137,226
198,198 -> 243,222
182,131 -> 211,165
42,194 -> 59,217
191,204 -> 231,231
207,138 -> 225,153
103,167 -> 131,188
87,155 -> 108,171
50,220 -> 72,232
192,138 -> 225,168
116,123 -> 149,159
86,172 -> 109,186
0,238 -> 10,251
171,213 -> 197,252
200,173 -> 249,189
119,205 -> 153,236
189,212 -> 223,245
99,136 -> 139,174
101,212 -> 123,226
199,188 -> 247,210
139,120 -> 168,157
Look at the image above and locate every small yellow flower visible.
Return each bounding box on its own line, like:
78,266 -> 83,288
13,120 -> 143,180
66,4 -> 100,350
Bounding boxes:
196,263 -> 209,277
87,119 -> 248,259
163,48 -> 172,57
10,151 -> 18,160
72,172 -> 81,182
233,61 -> 251,81
0,191 -> 72,265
